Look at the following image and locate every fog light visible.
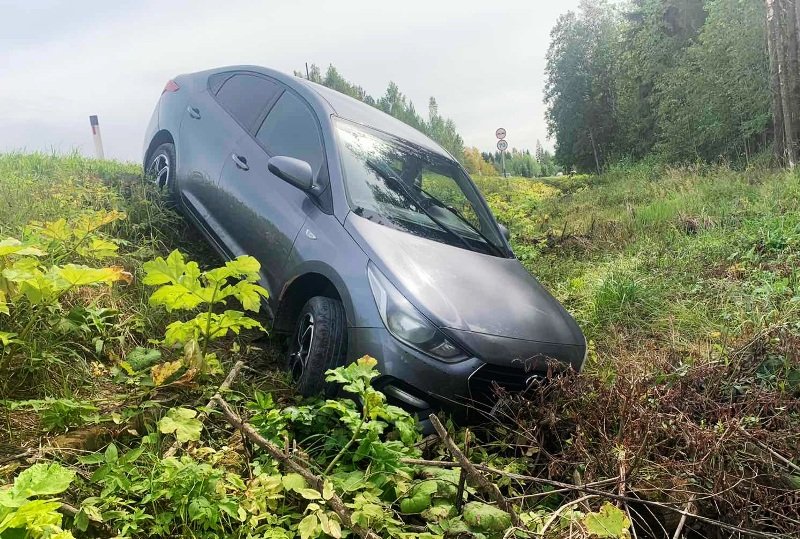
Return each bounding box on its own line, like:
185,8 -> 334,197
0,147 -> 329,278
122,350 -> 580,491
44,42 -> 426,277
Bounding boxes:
383,385 -> 430,410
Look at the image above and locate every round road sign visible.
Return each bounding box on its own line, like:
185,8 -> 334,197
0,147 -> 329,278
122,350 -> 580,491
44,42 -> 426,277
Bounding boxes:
497,139 -> 508,151
495,127 -> 507,140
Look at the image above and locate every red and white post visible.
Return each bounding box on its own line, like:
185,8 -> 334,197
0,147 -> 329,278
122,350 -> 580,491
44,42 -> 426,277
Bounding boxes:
89,115 -> 105,159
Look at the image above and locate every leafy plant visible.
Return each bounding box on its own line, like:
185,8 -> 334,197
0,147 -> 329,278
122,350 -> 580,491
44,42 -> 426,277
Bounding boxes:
5,398 -> 99,432
143,250 -> 268,381
0,463 -> 76,539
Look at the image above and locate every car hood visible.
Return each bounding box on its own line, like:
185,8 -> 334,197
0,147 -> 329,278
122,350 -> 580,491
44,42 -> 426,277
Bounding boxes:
345,213 -> 585,347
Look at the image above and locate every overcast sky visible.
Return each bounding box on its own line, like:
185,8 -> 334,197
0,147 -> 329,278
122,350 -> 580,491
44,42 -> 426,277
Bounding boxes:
0,0 -> 579,163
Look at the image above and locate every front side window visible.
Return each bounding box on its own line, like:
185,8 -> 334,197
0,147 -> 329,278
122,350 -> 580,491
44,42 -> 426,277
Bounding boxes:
336,119 -> 508,257
256,92 -> 324,176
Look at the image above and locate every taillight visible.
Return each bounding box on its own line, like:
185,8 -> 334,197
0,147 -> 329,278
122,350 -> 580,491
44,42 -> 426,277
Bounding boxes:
162,79 -> 180,94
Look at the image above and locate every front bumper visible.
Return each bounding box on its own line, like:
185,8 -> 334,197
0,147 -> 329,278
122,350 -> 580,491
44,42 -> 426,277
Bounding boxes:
348,327 -> 579,423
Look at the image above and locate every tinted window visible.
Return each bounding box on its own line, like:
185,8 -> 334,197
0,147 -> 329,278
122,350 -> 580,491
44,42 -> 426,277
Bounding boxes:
256,92 -> 324,174
216,74 -> 281,130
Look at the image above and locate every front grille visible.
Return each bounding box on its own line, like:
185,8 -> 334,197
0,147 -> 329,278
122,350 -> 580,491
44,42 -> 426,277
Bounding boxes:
468,363 -> 545,404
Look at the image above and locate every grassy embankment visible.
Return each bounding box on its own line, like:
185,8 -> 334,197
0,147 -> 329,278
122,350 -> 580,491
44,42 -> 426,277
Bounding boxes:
0,153 -> 798,538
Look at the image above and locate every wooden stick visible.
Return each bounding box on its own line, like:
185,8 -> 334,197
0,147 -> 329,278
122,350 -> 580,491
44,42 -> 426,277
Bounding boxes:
455,429 -> 469,512
213,395 -> 381,539
671,495 -> 696,539
164,360 -> 245,458
428,414 -> 522,528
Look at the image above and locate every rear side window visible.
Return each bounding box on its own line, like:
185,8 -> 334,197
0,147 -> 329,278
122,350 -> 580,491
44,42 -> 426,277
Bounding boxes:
215,74 -> 281,131
256,91 -> 324,174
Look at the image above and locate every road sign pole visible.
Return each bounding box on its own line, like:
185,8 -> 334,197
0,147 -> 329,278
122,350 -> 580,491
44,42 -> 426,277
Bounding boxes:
495,128 -> 508,178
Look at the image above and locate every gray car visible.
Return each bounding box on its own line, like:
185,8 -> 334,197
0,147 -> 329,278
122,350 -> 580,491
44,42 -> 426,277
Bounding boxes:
142,65 -> 586,421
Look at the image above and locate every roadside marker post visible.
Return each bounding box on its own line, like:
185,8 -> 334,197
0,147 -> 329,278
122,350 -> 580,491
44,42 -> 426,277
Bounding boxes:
89,115 -> 105,160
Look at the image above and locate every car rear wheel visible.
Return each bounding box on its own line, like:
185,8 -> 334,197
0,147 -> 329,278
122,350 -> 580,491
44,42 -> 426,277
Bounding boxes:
146,142 -> 176,195
287,296 -> 347,396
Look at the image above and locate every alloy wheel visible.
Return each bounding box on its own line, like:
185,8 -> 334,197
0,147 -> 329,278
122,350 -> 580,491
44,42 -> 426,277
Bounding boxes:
148,152 -> 170,188
289,313 -> 315,381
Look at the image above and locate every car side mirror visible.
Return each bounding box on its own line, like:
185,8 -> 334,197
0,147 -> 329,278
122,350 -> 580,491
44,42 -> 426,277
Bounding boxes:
498,223 -> 510,241
268,156 -> 315,192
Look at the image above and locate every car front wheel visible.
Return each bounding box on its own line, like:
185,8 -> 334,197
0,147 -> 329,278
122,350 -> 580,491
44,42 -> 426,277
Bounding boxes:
287,296 -> 347,396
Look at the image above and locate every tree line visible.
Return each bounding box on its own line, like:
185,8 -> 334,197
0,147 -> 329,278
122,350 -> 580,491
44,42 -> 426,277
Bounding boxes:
298,64 -> 557,178
545,0 -> 800,173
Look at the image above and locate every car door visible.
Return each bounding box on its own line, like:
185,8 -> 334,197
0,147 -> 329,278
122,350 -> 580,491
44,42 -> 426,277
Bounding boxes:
177,72 -> 281,253
217,88 -> 327,297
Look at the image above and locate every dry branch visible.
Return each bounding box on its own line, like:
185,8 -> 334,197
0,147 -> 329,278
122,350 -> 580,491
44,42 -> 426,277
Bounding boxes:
212,395 -> 381,539
164,359 -> 245,458
428,414 -> 522,527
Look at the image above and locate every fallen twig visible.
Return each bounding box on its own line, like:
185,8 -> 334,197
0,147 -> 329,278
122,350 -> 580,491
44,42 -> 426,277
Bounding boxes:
671,495 -> 696,539
428,414 -> 522,528
455,429 -> 469,512
164,360 -> 245,458
212,395 -> 381,539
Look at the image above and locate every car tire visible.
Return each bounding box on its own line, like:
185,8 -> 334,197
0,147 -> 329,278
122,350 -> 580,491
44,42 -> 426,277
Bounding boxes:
287,296 -> 348,396
146,142 -> 176,200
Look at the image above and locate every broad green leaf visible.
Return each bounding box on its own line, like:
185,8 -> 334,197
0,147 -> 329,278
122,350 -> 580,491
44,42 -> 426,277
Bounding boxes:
148,283 -> 205,311
158,407 -> 202,443
104,443 -> 118,464
463,501 -> 512,532
399,481 -> 438,514
357,355 -> 378,369
0,238 -> 45,257
228,255 -> 261,276
582,502 -> 631,538
297,513 -> 320,539
11,463 -> 75,498
142,250 -> 199,286
0,291 -> 8,315
297,488 -> 322,500
421,501 -> 456,522
164,320 -> 198,347
227,281 -> 269,312
326,514 -> 342,539
322,480 -> 335,501
76,237 -> 118,259
211,310 -> 264,336
73,210 -> 126,234
0,499 -> 63,532
34,218 -> 71,241
0,331 -> 18,347
57,264 -> 124,287
282,473 -> 307,492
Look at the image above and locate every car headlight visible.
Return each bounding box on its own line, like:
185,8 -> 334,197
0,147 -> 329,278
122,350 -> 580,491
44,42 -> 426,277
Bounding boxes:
367,262 -> 468,363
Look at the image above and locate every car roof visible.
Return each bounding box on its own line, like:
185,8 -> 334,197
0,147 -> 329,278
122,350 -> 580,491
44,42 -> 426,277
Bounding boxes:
195,65 -> 452,158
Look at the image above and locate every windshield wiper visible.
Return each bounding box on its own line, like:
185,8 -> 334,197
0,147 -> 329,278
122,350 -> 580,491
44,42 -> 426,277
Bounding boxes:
416,187 -> 505,257
365,160 -> 475,253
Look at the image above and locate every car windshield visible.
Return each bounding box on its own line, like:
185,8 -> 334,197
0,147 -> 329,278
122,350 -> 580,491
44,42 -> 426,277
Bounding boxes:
336,119 -> 508,257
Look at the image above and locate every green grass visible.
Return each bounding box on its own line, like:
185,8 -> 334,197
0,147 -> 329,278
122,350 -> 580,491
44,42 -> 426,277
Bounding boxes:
1,154 -> 799,537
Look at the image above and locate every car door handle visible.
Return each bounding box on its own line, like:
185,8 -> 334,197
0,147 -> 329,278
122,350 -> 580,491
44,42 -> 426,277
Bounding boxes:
231,153 -> 249,171
187,106 -> 201,119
